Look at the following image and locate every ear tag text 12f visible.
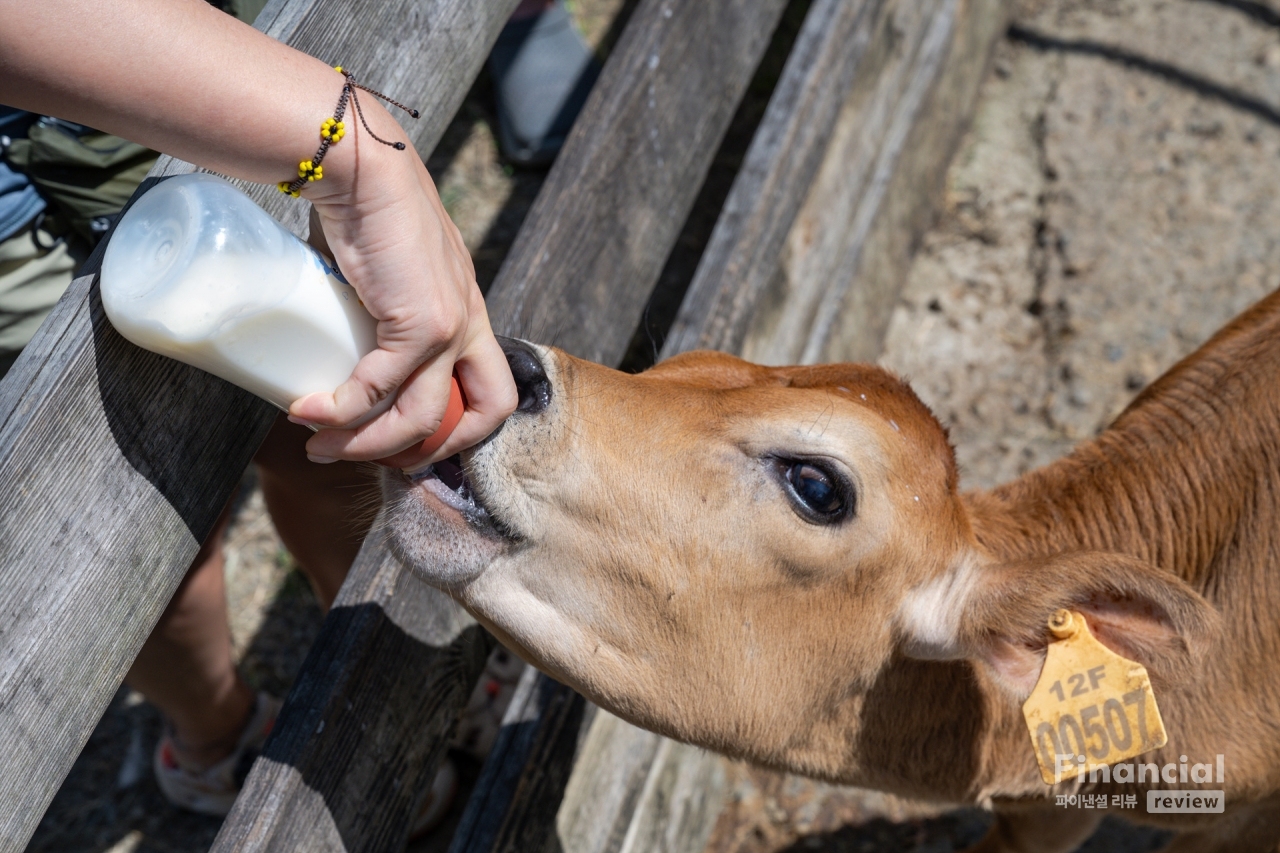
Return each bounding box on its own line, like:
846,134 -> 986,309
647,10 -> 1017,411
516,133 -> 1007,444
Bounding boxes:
1022,609 -> 1167,785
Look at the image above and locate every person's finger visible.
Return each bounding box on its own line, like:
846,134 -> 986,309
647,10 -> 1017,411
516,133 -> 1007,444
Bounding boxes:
290,281 -> 471,427
304,354 -> 458,461
379,331 -> 517,470
373,378 -> 464,470
420,331 -> 518,461
291,347 -> 418,428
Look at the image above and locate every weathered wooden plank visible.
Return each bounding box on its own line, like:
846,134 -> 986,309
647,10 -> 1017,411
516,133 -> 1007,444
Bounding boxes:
210,527 -> 491,852
483,0 -> 791,357
447,666 -> 590,853
556,712 -> 725,853
738,0 -> 1011,366
662,0 -> 889,357
0,197 -> 279,853
0,0 -> 519,847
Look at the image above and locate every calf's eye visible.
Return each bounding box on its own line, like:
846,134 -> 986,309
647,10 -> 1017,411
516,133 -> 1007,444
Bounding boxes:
778,460 -> 851,523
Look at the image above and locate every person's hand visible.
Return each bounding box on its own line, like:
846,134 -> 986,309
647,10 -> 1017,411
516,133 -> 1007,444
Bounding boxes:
288,102 -> 516,469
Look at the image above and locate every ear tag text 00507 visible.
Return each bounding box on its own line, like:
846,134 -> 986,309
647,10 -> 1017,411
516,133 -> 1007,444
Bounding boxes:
1022,609 -> 1166,785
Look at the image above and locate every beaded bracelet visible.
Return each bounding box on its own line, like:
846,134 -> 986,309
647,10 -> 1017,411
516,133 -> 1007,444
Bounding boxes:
277,66 -> 420,197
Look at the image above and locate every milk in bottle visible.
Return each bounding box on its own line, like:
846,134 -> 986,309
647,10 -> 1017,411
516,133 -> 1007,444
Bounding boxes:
100,173 -> 391,421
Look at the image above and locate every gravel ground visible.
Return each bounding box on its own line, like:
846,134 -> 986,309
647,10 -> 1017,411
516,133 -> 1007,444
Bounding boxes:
27,0 -> 1280,850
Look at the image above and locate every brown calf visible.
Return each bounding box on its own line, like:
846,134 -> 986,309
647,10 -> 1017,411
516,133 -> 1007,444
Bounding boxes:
386,289 -> 1280,852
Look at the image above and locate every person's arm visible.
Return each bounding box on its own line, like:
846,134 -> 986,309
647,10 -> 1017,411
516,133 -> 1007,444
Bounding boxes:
0,0 -> 516,465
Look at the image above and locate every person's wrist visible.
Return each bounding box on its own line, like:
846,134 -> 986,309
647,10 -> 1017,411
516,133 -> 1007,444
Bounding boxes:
298,94 -> 414,207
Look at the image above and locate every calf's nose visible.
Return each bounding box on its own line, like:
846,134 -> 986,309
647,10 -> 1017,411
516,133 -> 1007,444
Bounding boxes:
498,337 -> 551,415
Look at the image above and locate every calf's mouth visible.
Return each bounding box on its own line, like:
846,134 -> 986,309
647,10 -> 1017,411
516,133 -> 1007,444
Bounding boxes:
386,336 -> 550,584
407,454 -> 492,527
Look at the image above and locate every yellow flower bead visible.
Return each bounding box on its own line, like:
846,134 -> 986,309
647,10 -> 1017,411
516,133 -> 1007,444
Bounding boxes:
320,118 -> 345,143
277,182 -> 300,197
334,66 -> 343,73
310,165 -> 323,182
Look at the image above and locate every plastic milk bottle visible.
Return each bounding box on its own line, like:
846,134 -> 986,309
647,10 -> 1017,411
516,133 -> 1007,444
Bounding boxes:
100,172 -> 401,423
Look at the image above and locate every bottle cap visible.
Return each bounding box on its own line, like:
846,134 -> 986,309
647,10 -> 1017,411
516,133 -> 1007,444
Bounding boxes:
377,376 -> 467,471
417,376 -> 466,458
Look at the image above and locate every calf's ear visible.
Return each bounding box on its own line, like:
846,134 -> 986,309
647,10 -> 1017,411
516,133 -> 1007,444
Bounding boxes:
904,551 -> 1220,698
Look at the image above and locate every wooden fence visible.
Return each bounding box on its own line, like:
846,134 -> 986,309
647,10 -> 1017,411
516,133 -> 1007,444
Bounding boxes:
0,0 -> 1008,849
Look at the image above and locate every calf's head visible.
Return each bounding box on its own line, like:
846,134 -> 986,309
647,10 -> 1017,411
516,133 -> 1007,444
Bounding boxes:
386,343 -> 1217,786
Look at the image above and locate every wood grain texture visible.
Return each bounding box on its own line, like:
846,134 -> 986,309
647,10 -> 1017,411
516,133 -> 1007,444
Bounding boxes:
556,712 -> 725,853
810,0 -> 1010,364
0,208 -> 277,853
212,527 -> 492,853
447,666 -> 590,853
740,0 -> 1011,366
483,0 -> 791,362
661,0 -> 889,357
0,0 -> 518,847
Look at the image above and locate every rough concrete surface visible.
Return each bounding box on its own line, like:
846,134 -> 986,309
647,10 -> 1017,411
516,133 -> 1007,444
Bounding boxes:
25,0 -> 1280,851
885,0 -> 1280,492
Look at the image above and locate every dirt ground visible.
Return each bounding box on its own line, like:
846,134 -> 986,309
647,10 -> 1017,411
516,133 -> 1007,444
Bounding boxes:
26,0 -> 1280,850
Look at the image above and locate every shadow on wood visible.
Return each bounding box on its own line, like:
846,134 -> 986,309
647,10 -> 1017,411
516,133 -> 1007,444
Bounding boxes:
214,527 -> 494,853
87,177 -> 276,538
449,668 -> 588,853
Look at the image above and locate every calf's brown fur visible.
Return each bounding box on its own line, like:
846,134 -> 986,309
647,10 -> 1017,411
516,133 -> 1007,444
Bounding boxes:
387,290 -> 1280,852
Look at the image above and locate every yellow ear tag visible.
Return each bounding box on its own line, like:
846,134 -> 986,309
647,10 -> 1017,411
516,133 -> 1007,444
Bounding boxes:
1022,609 -> 1167,785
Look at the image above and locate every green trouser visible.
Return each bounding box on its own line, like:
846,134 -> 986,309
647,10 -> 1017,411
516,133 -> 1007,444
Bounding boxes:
0,225 -> 79,379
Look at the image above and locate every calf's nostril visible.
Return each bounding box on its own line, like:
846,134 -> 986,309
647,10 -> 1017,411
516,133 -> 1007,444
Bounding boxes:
499,337 -> 551,415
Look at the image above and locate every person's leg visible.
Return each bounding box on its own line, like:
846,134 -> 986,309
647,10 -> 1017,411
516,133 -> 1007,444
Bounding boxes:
254,413 -> 377,610
124,504 -> 256,767
488,0 -> 601,166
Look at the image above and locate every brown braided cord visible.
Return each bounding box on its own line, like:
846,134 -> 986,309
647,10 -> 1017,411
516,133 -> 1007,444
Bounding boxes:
278,68 -> 419,196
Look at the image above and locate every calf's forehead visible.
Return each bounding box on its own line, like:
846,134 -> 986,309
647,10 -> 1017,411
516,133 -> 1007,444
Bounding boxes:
562,353 -> 956,486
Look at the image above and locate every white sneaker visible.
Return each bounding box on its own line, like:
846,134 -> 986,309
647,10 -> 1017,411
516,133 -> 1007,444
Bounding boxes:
152,692 -> 281,817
